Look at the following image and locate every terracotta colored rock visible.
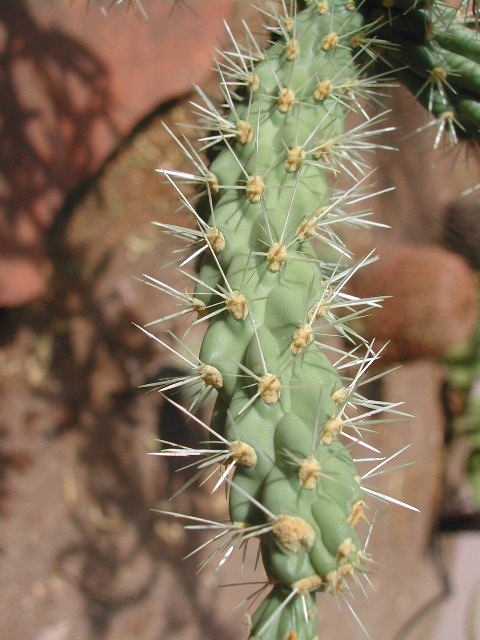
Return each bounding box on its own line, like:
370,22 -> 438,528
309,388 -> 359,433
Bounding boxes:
348,245 -> 479,362
0,0 -> 233,307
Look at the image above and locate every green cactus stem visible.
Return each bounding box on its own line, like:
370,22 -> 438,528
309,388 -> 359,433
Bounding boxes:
445,308 -> 480,509
359,0 -> 480,144
133,0 -> 480,637
443,198 -> 480,509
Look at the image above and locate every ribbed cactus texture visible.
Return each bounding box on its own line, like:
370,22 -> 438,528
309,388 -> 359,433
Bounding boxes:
360,0 -> 480,144
141,0 -> 478,638
443,199 -> 480,509
197,7 -> 376,629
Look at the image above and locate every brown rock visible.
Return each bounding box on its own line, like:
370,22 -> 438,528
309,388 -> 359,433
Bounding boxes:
348,245 -> 479,362
0,252 -> 48,308
0,0 -> 233,307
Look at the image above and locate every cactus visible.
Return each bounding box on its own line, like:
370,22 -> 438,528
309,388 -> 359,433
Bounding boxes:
442,198 -> 480,510
445,307 -> 480,509
359,0 -> 480,144
139,1 -> 479,638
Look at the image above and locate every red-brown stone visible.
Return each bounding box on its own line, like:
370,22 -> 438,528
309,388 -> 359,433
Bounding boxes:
0,0 -> 233,307
348,245 -> 479,362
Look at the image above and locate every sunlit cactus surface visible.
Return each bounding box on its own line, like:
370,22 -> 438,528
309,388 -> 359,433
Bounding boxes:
139,1 -> 480,638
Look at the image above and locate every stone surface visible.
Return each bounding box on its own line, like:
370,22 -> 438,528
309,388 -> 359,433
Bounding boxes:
0,0 -> 233,307
349,245 -> 479,362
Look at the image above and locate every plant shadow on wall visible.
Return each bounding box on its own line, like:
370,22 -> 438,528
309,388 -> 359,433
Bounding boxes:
0,0 -> 115,220
33,232 -> 236,638
0,196 -> 237,639
0,0 -> 116,302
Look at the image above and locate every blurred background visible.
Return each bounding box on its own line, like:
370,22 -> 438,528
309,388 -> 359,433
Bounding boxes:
0,1 -> 479,639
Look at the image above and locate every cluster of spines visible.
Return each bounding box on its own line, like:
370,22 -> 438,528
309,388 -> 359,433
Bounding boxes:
91,0 -> 148,19
358,0 -> 480,148
141,2 -> 419,638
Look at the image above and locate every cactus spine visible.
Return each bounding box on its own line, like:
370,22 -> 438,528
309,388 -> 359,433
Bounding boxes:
359,0 -> 480,144
141,0 -> 478,638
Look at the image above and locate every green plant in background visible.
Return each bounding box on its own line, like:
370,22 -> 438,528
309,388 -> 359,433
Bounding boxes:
138,1 -> 479,638
443,200 -> 480,509
359,0 -> 480,145
446,318 -> 480,507
90,0 -> 148,18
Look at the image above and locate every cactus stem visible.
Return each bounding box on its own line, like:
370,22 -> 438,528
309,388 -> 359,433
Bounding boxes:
332,387 -> 348,404
255,589 -> 299,637
137,0 -> 472,631
189,81 -> 254,150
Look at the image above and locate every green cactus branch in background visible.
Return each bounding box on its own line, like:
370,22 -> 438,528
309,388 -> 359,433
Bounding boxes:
359,0 -> 480,144
445,316 -> 480,509
139,1 -> 479,638
443,199 -> 480,510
